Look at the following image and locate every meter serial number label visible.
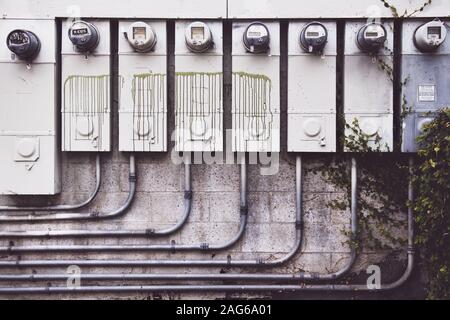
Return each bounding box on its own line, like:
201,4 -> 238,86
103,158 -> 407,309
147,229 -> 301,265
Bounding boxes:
72,28 -> 88,35
418,85 -> 436,102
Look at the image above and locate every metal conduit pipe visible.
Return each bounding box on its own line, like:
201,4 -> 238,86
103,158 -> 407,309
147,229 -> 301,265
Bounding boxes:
0,160 -> 192,238
0,156 -> 351,279
0,156 -> 414,294
0,160 -> 248,254
0,154 -> 102,213
0,155 -> 136,223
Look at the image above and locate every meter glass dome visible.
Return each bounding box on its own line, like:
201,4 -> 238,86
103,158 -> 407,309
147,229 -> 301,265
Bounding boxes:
300,22 -> 328,53
356,23 -> 387,53
125,22 -> 157,53
68,20 -> 100,53
6,30 -> 41,61
414,20 -> 447,52
243,22 -> 270,54
184,21 -> 213,53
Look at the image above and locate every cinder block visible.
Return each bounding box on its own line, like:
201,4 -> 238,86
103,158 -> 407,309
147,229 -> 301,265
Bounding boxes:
191,164 -> 240,192
179,222 -> 241,245
241,223 -> 296,253
270,192 -> 296,223
248,192 -> 271,223
209,192 -> 240,223
247,161 -> 295,192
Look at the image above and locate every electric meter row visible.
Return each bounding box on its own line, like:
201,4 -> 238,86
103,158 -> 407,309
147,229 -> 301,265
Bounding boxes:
1,18 -> 449,194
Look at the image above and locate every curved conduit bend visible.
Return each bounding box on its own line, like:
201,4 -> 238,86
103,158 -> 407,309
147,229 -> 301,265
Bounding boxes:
0,155 -> 136,223
0,154 -> 102,213
0,156 -> 355,283
0,160 -> 249,254
0,159 -> 193,238
0,156 -> 414,294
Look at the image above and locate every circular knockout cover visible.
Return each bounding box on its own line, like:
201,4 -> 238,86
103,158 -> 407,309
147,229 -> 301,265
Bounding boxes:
303,119 -> 322,137
134,120 -> 151,137
76,117 -> 94,137
190,117 -> 208,137
16,138 -> 37,158
360,119 -> 379,137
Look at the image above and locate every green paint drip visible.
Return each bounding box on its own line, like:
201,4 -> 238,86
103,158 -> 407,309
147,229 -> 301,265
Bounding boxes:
232,72 -> 273,144
130,73 -> 166,148
63,75 -> 110,150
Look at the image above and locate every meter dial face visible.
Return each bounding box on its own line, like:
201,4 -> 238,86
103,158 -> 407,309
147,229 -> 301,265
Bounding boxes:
184,21 -> 213,53
243,22 -> 270,54
68,20 -> 100,53
356,23 -> 387,53
125,21 -> 157,53
6,30 -> 41,60
300,22 -> 328,53
414,20 -> 447,52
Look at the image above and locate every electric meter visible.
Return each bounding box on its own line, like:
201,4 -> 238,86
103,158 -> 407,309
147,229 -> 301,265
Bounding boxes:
356,23 -> 387,53
184,21 -> 213,53
414,20 -> 447,52
68,20 -> 100,53
6,30 -> 41,60
125,21 -> 157,53
243,22 -> 270,54
300,22 -> 328,53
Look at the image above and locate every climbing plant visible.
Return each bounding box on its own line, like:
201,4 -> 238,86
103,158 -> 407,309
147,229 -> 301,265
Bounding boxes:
414,108 -> 450,299
380,0 -> 433,18
313,119 -> 409,252
315,109 -> 450,299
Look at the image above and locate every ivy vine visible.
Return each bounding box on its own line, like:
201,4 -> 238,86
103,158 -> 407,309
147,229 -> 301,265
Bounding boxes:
414,108 -> 450,299
314,109 -> 450,299
380,0 -> 433,18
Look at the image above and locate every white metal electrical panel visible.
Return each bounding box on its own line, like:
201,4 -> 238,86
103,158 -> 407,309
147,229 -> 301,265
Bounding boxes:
288,21 -> 337,152
174,21 -> 223,152
401,19 -> 450,153
61,19 -> 111,152
344,20 -> 394,151
118,20 -> 167,152
232,21 -> 280,153
0,19 -> 60,195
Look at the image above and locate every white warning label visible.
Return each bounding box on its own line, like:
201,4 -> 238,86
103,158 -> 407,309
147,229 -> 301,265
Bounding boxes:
418,85 -> 436,102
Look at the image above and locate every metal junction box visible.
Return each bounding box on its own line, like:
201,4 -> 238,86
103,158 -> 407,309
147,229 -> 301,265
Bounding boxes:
401,19 -> 450,153
118,20 -> 167,152
288,21 -> 337,153
344,20 -> 394,151
174,20 -> 223,152
0,19 -> 60,195
61,19 -> 111,152
232,21 -> 280,153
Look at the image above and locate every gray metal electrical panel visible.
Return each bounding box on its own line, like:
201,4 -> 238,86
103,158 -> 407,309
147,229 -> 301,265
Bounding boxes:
0,19 -> 60,195
61,19 -> 111,152
288,21 -> 337,153
344,20 -> 394,151
232,21 -> 280,153
118,20 -> 167,152
174,20 -> 223,152
401,19 -> 450,153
